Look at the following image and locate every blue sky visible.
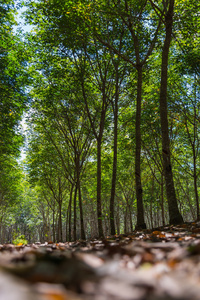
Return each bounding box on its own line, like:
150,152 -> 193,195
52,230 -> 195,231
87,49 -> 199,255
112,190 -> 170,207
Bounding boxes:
14,6 -> 33,34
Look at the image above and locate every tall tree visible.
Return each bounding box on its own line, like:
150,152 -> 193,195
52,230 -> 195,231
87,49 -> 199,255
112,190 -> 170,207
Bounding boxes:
0,0 -> 27,158
150,0 -> 183,224
87,0 -> 162,229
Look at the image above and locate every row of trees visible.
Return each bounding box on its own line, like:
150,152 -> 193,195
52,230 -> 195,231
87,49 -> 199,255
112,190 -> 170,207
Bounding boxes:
0,0 -> 29,242
0,0 -> 200,243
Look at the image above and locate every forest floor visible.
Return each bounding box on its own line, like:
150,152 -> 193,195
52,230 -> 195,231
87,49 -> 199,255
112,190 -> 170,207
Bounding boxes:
1,223 -> 200,299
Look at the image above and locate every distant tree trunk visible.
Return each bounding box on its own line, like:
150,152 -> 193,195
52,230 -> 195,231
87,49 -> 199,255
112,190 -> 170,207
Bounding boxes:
124,207 -> 128,233
104,215 -> 109,237
73,185 -> 78,241
55,212 -> 59,241
52,210 -> 55,242
193,79 -> 200,221
67,184 -> 73,242
57,177 -> 63,242
159,0 -> 183,225
184,178 -> 195,220
116,198 -> 120,234
77,172 -> 86,240
135,65 -> 146,229
182,87 -> 199,220
47,208 -> 51,241
160,173 -> 165,226
97,137 -> 104,238
129,204 -> 133,232
150,176 -> 154,229
58,202 -> 62,241
192,140 -> 200,220
42,206 -> 48,242
81,74 -> 107,238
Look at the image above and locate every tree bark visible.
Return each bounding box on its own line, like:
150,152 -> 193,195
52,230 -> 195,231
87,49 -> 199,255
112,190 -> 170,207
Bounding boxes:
159,0 -> 183,225
116,197 -> 120,234
109,68 -> 119,235
73,185 -> 77,241
192,101 -> 199,220
52,210 -> 55,242
57,177 -> 63,242
129,204 -> 133,232
77,168 -> 86,240
58,202 -> 62,241
67,184 -> 73,242
97,138 -> 104,237
160,173 -> 165,226
135,65 -> 146,229
193,146 -> 199,220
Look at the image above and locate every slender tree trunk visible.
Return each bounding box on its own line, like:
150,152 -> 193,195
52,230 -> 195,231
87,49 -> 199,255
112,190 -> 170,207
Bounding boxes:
81,67 -> 107,239
67,184 -> 73,242
150,176 -> 154,229
124,207 -> 128,234
135,65 -> 146,229
192,75 -> 200,220
160,173 -> 165,226
57,177 -> 63,242
129,204 -> 133,232
47,207 -> 51,241
97,138 -> 104,237
77,171 -> 86,240
52,210 -> 55,242
110,72 -> 119,235
73,185 -> 78,241
159,0 -> 183,225
55,211 -> 59,241
184,179 -> 195,219
192,103 -> 199,220
193,149 -> 199,220
116,197 -> 120,234
42,207 -> 48,242
65,213 -> 68,242
58,202 -> 62,241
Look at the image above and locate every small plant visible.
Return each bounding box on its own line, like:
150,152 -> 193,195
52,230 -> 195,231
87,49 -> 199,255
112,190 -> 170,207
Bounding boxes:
12,234 -> 28,246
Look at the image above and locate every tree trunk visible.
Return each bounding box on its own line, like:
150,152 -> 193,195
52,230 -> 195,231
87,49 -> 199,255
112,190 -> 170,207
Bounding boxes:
135,65 -> 146,229
160,173 -> 165,226
184,178 -> 195,220
124,207 -> 128,234
77,172 -> 86,240
116,197 -> 120,234
109,70 -> 119,235
58,202 -> 62,241
129,204 -> 133,232
67,184 -> 73,242
150,176 -> 154,229
193,148 -> 199,220
193,79 -> 200,220
42,207 -> 48,242
73,185 -> 77,241
159,0 -> 183,225
97,138 -> 104,237
52,210 -> 55,242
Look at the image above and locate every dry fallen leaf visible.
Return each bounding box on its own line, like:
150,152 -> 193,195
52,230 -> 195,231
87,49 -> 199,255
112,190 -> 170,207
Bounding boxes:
0,222 -> 200,300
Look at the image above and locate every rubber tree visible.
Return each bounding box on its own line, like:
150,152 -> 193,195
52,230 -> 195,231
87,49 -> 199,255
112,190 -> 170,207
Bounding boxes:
149,0 -> 183,224
88,0 -> 162,229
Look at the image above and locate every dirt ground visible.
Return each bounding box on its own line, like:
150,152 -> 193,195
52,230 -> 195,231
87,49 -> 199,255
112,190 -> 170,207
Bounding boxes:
1,222 -> 200,299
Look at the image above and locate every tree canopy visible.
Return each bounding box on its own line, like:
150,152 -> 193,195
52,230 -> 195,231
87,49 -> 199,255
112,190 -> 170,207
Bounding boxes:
0,0 -> 200,242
